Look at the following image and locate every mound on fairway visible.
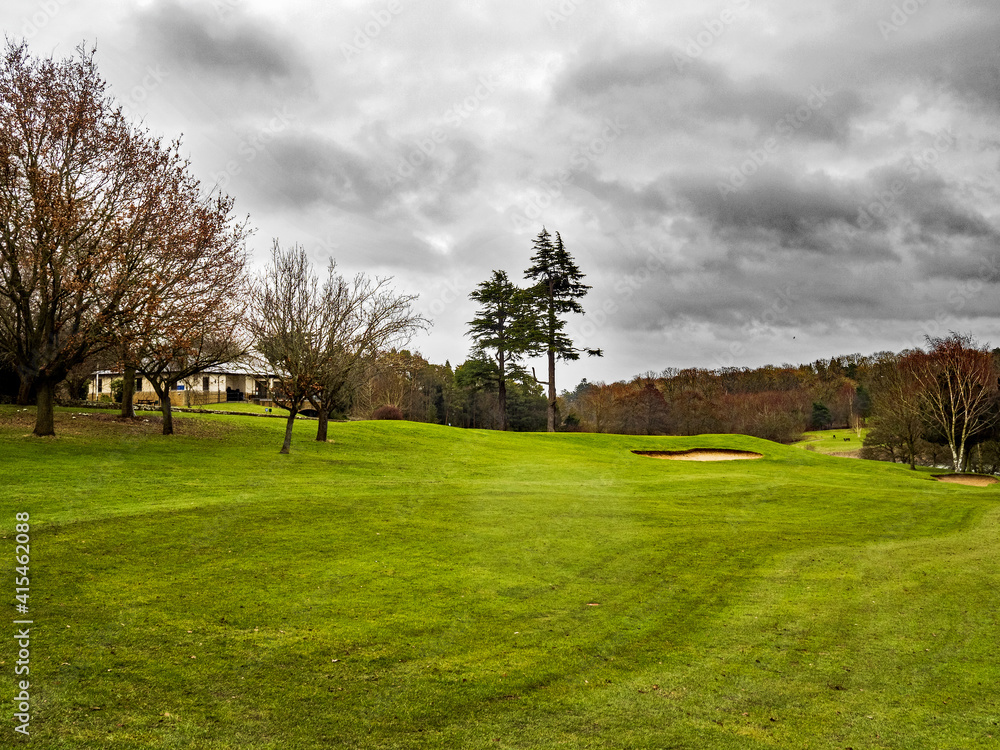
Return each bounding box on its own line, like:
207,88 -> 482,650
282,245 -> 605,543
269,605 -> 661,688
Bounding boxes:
632,448 -> 763,461
933,473 -> 999,487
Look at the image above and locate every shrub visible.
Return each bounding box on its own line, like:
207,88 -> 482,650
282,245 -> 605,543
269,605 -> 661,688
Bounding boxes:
110,378 -> 124,403
371,405 -> 403,420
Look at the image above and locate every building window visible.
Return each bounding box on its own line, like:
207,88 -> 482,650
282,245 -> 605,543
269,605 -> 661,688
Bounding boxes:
97,377 -> 103,394
203,376 -> 210,391
136,377 -> 143,392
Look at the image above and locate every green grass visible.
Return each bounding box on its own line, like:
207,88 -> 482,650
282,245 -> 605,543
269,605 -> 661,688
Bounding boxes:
793,428 -> 868,455
2,405 -> 998,748
182,402 -> 282,415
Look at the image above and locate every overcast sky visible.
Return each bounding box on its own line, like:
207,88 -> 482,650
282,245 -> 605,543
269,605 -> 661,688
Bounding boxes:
5,0 -> 1000,385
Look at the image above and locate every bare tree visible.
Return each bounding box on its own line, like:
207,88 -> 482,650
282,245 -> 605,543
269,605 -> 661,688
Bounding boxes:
864,352 -> 925,470
0,40 -> 224,435
248,242 -> 329,454
248,243 -> 429,451
909,333 -> 999,473
849,413 -> 864,437
310,266 -> 428,441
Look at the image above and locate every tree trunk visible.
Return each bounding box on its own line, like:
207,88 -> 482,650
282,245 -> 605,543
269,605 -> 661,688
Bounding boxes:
17,375 -> 33,406
33,378 -> 56,437
149,380 -> 175,435
160,393 -> 174,436
120,367 -> 136,419
280,408 -> 298,454
316,408 -> 329,442
498,351 -> 508,432
546,350 -> 557,432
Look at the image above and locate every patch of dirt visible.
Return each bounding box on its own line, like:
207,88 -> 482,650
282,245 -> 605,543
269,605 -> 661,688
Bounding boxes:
632,449 -> 763,462
0,408 -> 235,439
932,474 -> 998,487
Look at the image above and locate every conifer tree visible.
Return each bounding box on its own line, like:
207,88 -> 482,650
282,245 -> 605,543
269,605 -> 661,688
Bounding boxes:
524,228 -> 602,431
467,270 -> 539,431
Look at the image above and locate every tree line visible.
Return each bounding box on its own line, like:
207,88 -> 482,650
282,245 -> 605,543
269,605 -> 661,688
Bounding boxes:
355,333 -> 1000,478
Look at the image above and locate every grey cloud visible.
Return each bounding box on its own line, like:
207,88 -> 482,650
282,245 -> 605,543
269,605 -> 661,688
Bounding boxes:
568,172 -> 674,225
557,51 -> 866,145
673,169 -> 863,242
132,1 -> 308,86
866,165 -> 1000,241
864,8 -> 1000,112
250,133 -> 393,214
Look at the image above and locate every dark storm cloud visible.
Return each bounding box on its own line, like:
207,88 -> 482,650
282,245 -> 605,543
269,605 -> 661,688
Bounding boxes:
568,172 -> 674,225
864,163 -> 1000,241
873,15 -> 1000,112
132,1 -> 307,86
405,137 -> 486,223
556,51 -> 866,144
673,169 -> 867,245
251,133 -> 393,214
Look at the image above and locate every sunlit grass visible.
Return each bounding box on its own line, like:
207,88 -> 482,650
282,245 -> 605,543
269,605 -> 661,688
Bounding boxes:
1,406 -> 997,748
794,428 -> 868,455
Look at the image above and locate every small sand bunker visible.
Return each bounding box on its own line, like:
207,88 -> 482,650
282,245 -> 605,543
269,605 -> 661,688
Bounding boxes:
933,474 -> 998,487
632,449 -> 763,462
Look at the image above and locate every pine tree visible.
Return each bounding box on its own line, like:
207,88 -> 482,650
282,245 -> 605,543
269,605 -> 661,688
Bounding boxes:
524,228 -> 602,431
467,270 -> 540,431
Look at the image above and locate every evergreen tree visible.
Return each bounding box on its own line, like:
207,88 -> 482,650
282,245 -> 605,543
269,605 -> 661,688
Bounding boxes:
524,228 -> 602,431
811,402 -> 832,430
467,270 -> 539,430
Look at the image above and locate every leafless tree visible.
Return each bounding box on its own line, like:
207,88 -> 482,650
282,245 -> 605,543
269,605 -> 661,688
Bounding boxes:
865,352 -> 925,469
248,242 -> 328,454
909,333 -> 999,473
310,267 -> 428,441
249,242 -> 429,452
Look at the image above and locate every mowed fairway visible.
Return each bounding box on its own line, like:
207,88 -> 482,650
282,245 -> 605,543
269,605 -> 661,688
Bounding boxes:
1,406 -> 999,749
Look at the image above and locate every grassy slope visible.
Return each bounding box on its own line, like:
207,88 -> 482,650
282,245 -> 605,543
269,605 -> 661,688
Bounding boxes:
793,429 -> 868,455
1,406 -> 998,749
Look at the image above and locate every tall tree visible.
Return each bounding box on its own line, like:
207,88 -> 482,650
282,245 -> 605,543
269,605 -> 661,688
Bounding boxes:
523,228 -> 601,431
908,333 -> 999,473
0,40 -> 225,435
467,270 -> 539,431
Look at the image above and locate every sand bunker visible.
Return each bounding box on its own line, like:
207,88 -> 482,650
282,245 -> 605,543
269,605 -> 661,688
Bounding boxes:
632,449 -> 763,462
932,474 -> 998,487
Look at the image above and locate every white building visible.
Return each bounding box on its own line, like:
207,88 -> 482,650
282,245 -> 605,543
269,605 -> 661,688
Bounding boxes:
88,366 -> 278,407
